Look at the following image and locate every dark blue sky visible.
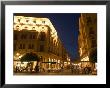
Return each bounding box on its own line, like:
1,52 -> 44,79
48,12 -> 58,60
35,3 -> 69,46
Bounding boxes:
15,13 -> 81,60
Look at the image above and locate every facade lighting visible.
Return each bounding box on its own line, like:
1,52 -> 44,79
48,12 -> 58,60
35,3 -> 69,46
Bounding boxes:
81,56 -> 89,61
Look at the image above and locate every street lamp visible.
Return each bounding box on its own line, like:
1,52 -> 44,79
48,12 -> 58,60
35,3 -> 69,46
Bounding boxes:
16,53 -> 20,56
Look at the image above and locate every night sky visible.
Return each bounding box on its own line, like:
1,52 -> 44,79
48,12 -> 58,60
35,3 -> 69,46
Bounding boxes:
15,13 -> 81,61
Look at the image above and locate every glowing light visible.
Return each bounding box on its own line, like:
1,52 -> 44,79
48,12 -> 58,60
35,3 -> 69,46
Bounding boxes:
23,62 -> 28,64
58,60 -> 60,63
16,53 -> 20,56
19,55 -> 22,59
16,62 -> 21,67
68,62 -> 70,65
17,64 -> 20,67
64,62 -> 67,64
74,64 -> 78,65
49,57 -> 51,62
81,56 -> 89,61
78,63 -> 81,66
52,59 -> 53,62
14,16 -> 58,42
80,48 -> 82,56
67,58 -> 70,61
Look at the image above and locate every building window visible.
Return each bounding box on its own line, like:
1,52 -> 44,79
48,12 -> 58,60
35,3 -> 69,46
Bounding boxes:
32,27 -> 35,30
40,45 -> 44,52
42,21 -> 45,24
39,32 -> 46,41
21,34 -> 27,39
33,35 -> 36,39
24,26 -> 28,30
18,19 -> 20,22
26,20 -> 29,22
33,20 -> 36,23
19,44 -> 25,49
23,44 -> 25,49
42,27 -> 44,29
30,34 -> 36,39
16,25 -> 20,30
19,44 -> 22,49
28,44 -> 34,49
30,34 -> 32,39
28,44 -> 31,49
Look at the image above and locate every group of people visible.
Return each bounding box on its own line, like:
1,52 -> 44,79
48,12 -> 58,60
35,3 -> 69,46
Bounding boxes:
14,62 -> 41,73
71,65 -> 80,74
14,62 -> 93,75
82,66 -> 92,74
70,65 -> 92,75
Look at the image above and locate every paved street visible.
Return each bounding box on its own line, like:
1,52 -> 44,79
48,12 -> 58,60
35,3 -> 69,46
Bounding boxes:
14,69 -> 96,75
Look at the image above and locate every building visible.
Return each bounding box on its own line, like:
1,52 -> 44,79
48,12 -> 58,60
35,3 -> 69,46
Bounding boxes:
13,16 -> 71,71
78,13 -> 97,69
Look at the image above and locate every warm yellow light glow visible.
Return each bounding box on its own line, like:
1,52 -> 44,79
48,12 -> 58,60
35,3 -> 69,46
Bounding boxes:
33,62 -> 37,70
17,64 -> 20,67
16,53 -> 20,56
72,63 -> 74,65
78,63 -> 81,66
52,59 -> 53,62
14,16 -> 58,42
18,55 -> 22,59
67,58 -> 70,61
68,62 -> 70,65
16,62 -> 21,67
20,63 -> 25,67
81,56 -> 89,61
14,16 -> 23,23
80,48 -> 82,56
64,62 -> 67,64
74,64 -> 78,65
58,60 -> 60,63
95,63 -> 97,70
23,62 -> 28,64
49,57 -> 51,62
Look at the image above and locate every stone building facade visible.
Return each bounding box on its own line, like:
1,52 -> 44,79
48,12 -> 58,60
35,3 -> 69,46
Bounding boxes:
78,13 -> 97,68
14,16 -> 70,70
